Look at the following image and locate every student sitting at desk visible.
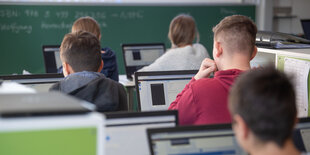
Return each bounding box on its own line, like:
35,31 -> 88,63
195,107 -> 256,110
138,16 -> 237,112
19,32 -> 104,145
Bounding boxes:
50,31 -> 127,112
59,16 -> 119,82
139,14 -> 209,71
229,67 -> 309,155
168,15 -> 257,125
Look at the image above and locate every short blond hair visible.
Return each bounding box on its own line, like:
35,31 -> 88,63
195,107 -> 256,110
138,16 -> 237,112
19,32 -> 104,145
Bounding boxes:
72,16 -> 101,39
213,15 -> 257,55
168,14 -> 198,47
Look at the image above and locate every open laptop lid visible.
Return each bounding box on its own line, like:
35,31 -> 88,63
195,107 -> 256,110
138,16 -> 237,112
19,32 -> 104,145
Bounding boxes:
0,92 -> 93,117
103,110 -> 178,155
122,43 -> 166,80
0,73 -> 63,84
42,45 -> 61,73
134,70 -> 197,111
301,19 -> 310,40
147,124 -> 246,155
104,110 -> 178,125
0,73 -> 64,92
293,117 -> 310,152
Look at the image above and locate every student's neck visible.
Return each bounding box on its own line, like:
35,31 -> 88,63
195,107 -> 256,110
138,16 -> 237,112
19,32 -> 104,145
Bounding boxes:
251,140 -> 300,155
219,55 -> 251,71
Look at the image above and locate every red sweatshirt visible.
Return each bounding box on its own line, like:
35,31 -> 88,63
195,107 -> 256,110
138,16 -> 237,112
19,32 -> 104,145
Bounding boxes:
168,69 -> 243,125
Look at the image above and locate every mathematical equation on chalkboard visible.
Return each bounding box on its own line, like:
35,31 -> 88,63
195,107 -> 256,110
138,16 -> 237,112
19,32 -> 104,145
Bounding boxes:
0,9 -> 144,34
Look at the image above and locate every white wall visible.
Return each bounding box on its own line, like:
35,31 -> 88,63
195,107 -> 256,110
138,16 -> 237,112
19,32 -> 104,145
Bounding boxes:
0,0 -> 242,4
273,0 -> 310,34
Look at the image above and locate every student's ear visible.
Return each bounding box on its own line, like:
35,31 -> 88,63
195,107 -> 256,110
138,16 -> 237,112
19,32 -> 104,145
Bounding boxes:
233,115 -> 250,141
214,41 -> 223,58
97,60 -> 104,73
98,34 -> 102,41
62,62 -> 73,77
249,46 -> 257,61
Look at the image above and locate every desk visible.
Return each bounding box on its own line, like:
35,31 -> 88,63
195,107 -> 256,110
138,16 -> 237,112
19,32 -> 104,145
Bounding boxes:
119,75 -> 136,111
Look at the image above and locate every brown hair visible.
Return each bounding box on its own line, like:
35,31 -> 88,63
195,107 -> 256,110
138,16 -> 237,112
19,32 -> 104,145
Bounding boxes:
229,67 -> 296,147
212,15 -> 257,55
168,14 -> 198,47
72,16 -> 101,39
60,31 -> 101,72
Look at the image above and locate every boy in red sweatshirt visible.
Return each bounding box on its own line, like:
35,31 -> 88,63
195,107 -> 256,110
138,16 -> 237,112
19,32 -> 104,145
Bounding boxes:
168,15 -> 258,125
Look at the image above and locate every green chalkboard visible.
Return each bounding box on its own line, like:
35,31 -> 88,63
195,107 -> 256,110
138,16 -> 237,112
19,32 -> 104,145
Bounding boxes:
0,4 -> 255,75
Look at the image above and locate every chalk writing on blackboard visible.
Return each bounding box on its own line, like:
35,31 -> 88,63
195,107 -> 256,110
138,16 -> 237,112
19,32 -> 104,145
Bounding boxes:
220,8 -> 236,15
0,23 -> 32,34
0,9 -> 19,18
41,21 -> 72,30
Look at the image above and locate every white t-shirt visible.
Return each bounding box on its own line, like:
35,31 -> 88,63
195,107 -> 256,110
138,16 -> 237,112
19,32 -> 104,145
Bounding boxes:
139,43 -> 210,72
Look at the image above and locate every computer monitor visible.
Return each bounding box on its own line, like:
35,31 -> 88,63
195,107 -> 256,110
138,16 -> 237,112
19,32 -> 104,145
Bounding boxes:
134,70 -> 197,111
0,73 -> 63,92
104,110 -> 178,155
122,43 -> 165,80
293,118 -> 310,152
301,19 -> 310,40
147,124 -> 247,155
42,45 -> 61,73
0,112 -> 104,155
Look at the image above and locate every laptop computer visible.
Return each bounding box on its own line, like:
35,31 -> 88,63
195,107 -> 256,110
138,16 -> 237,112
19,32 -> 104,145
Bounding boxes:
134,70 -> 197,111
0,73 -> 64,92
293,117 -> 310,152
0,92 -> 94,117
147,124 -> 247,155
301,19 -> 310,40
122,43 -> 166,80
42,45 -> 61,73
104,110 -> 178,155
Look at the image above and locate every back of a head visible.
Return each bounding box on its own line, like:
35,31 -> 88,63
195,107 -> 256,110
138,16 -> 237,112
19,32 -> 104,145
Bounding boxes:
213,15 -> 257,56
72,16 -> 101,39
229,67 -> 296,147
168,14 -> 197,47
60,31 -> 101,72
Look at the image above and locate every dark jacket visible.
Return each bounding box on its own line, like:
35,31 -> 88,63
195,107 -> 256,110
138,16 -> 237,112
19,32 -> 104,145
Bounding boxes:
50,71 -> 127,112
101,47 -> 119,82
58,47 -> 119,82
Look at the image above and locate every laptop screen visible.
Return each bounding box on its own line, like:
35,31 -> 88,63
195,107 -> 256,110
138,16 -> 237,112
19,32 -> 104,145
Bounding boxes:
42,45 -> 61,73
104,110 -> 178,155
301,19 -> 310,40
135,70 -> 197,111
147,124 -> 246,155
293,118 -> 310,152
122,43 -> 165,79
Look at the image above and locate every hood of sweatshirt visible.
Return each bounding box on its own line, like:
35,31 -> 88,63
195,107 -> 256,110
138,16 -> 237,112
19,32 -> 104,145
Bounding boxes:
49,71 -> 127,112
58,71 -> 104,94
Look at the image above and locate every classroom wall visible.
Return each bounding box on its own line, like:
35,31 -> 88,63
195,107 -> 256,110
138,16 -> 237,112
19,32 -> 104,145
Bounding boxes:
273,0 -> 310,34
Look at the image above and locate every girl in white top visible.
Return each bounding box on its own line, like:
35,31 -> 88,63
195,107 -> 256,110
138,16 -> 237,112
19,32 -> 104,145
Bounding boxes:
139,14 -> 209,71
